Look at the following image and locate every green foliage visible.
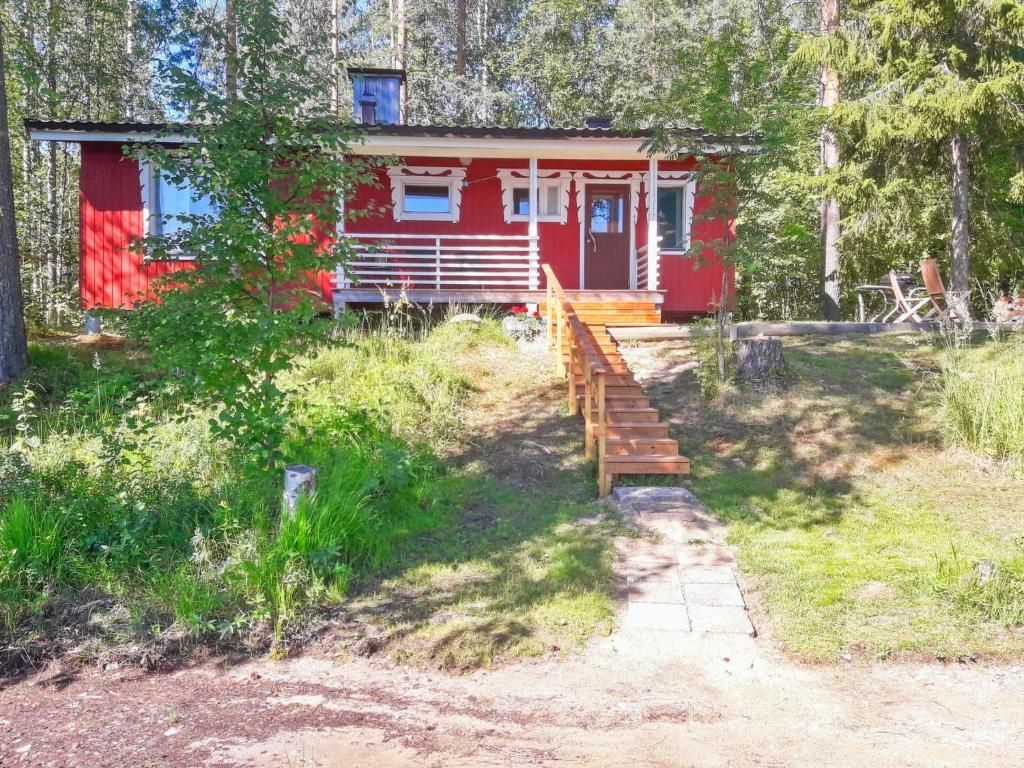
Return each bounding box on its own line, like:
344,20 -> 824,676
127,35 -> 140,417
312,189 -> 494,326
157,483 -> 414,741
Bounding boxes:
125,0 -> 377,473
795,0 -> 1024,310
634,0 -> 824,320
691,322 -> 728,400
0,320 -> 510,653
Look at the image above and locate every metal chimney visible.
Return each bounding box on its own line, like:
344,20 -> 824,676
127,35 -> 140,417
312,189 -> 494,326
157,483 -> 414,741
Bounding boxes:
346,68 -> 406,125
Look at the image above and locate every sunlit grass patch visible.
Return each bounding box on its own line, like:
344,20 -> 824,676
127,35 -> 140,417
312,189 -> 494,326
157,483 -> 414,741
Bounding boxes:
656,335 -> 1024,662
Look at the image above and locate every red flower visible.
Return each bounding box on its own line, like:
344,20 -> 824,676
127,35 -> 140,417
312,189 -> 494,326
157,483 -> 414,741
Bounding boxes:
533,310 -> 541,319
511,305 -> 528,315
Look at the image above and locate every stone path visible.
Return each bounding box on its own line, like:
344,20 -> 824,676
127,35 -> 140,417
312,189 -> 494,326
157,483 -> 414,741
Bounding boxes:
613,486 -> 755,636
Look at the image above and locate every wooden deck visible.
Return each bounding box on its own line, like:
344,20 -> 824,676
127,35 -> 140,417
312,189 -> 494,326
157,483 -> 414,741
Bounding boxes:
543,266 -> 688,496
335,287 -> 664,307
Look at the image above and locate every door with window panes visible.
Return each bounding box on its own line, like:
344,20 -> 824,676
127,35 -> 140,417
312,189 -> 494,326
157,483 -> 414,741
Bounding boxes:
583,185 -> 630,289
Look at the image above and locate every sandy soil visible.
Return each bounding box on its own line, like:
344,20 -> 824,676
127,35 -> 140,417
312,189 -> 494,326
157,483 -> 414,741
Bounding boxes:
3,619 -> 1023,767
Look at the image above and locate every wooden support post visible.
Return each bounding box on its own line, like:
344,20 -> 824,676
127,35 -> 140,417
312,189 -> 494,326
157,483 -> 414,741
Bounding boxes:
527,158 -> 540,290
557,303 -> 565,376
596,373 -> 609,496
583,363 -> 594,461
647,156 -> 660,291
567,335 -> 578,415
546,282 -> 554,350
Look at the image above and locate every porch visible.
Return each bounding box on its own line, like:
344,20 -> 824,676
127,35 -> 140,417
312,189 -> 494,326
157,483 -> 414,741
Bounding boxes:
332,155 -> 691,312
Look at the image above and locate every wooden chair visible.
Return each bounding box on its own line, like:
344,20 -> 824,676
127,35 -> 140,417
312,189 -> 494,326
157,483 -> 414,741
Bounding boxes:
888,270 -> 931,322
919,259 -> 967,323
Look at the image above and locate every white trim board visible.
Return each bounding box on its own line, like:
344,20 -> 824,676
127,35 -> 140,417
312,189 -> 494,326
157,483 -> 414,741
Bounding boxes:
387,165 -> 467,222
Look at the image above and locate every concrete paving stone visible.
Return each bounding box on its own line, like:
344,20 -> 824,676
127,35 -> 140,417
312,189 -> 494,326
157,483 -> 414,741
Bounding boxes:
622,559 -> 679,582
612,486 -> 701,506
683,582 -> 746,608
627,574 -> 683,604
678,565 -> 737,585
675,545 -> 735,568
688,605 -> 755,635
623,601 -> 691,632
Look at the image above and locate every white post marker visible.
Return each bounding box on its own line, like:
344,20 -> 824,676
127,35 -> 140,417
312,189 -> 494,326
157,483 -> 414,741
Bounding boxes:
283,464 -> 318,516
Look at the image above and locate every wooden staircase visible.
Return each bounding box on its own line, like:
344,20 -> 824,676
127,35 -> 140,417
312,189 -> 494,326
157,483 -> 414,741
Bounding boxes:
542,266 -> 690,497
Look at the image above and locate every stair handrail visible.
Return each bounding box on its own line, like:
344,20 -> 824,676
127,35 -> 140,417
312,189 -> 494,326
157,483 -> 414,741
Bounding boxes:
542,264 -> 610,495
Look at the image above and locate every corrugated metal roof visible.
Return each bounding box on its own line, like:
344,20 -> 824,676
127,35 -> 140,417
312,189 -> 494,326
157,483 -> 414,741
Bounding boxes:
24,118 -> 753,146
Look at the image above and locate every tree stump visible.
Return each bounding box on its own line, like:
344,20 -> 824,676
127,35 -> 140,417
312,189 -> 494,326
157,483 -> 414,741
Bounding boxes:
734,339 -> 785,382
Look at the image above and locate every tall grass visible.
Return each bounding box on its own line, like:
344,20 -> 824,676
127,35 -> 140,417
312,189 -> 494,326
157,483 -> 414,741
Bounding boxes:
0,316 -> 507,657
939,339 -> 1024,468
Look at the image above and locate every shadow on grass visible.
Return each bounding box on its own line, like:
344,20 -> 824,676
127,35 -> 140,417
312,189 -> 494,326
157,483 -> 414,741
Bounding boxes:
629,338 -> 939,532
333,359 -> 625,669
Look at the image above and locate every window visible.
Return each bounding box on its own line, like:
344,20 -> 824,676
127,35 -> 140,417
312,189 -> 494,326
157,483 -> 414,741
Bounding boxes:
590,193 -> 624,234
498,170 -> 569,224
403,184 -> 451,215
140,160 -> 216,258
387,166 -> 466,222
655,184 -> 692,251
360,101 -> 377,125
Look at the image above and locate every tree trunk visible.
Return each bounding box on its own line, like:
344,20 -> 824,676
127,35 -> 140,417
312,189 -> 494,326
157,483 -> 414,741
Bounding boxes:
225,0 -> 238,100
819,0 -> 841,321
734,339 -> 785,382
0,27 -> 29,383
395,0 -> 407,121
455,0 -> 468,76
330,0 -> 341,114
950,133 -> 971,295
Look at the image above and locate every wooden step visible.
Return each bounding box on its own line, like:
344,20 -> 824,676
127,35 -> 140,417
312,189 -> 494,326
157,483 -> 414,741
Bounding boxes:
605,423 -> 670,438
605,408 -> 661,424
604,454 -> 691,475
565,362 -> 631,374
573,374 -> 637,387
605,437 -> 679,456
578,395 -> 650,408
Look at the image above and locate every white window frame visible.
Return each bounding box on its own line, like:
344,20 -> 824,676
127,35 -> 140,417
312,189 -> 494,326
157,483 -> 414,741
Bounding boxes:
139,158 -> 214,261
644,172 -> 695,254
387,165 -> 466,222
497,169 -> 570,224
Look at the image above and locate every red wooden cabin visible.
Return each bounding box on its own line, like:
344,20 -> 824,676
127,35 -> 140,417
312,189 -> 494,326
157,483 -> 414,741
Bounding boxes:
28,70 -> 741,320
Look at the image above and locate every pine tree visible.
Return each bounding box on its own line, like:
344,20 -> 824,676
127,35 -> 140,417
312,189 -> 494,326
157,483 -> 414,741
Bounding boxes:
834,0 -> 1024,305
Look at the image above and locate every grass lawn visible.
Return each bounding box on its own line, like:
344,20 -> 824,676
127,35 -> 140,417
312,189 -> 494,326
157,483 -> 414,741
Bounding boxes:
626,334 -> 1024,662
5,318 -> 1022,673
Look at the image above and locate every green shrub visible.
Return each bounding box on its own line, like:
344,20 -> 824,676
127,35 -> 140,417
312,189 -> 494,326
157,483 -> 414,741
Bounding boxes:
1,322 -> 494,652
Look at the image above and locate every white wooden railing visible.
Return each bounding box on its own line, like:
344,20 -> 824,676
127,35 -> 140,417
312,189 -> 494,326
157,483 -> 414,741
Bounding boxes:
636,243 -> 649,290
335,233 -> 539,292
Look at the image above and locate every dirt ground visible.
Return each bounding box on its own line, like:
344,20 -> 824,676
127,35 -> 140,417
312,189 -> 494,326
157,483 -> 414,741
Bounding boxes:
3,338 -> 1024,767
3,619 -> 1023,767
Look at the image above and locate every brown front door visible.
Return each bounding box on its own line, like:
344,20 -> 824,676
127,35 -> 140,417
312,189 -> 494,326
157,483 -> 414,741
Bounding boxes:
584,185 -> 630,289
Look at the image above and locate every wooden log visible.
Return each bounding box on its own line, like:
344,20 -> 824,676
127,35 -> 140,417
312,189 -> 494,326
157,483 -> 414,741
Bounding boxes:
609,321 -> 1024,341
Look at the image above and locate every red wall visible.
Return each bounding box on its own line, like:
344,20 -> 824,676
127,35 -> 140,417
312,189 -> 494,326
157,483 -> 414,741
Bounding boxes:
80,145 -> 732,314
80,143 -> 191,309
